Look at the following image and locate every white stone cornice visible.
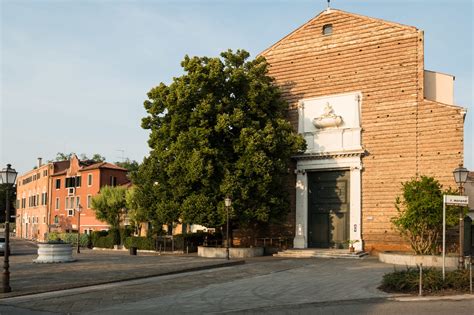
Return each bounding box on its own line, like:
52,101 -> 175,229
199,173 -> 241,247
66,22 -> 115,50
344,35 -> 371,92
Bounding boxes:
293,149 -> 366,160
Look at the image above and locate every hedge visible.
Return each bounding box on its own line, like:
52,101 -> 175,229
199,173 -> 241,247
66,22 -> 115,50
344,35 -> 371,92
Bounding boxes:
47,232 -> 90,247
124,237 -> 156,250
380,267 -> 473,293
91,230 -> 115,249
123,232 -> 216,252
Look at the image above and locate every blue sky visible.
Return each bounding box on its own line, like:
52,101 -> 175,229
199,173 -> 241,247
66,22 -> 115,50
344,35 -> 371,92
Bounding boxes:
1,0 -> 472,174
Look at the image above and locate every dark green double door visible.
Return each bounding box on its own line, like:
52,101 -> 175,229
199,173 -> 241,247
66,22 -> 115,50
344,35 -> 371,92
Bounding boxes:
308,170 -> 350,248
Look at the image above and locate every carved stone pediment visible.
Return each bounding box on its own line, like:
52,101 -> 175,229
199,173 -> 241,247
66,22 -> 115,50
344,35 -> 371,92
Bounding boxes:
312,102 -> 343,128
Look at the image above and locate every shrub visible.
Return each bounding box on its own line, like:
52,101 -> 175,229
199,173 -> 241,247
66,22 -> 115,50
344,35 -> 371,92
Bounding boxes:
91,230 -> 114,249
120,226 -> 133,242
47,232 -> 89,247
391,176 -> 462,255
93,235 -> 115,249
380,267 -> 472,293
47,232 -> 60,242
124,237 -> 155,250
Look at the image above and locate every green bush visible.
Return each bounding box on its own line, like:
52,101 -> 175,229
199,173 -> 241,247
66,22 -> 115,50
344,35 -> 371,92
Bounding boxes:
120,226 -> 133,242
380,267 -> 472,293
47,232 -> 60,242
392,176 -> 462,255
47,232 -> 90,247
124,236 -> 156,250
93,235 -> 115,249
91,230 -> 114,249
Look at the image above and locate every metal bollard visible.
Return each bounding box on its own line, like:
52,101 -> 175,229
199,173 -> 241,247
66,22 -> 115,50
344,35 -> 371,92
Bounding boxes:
419,264 -> 423,296
470,256 -> 472,294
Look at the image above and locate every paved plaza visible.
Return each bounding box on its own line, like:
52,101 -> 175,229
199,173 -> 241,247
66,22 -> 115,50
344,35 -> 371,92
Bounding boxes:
0,239 -> 473,314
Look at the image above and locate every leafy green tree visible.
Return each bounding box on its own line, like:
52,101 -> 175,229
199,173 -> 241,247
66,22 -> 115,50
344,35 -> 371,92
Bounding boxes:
116,159 -> 140,179
91,185 -> 127,244
392,176 -> 465,255
90,154 -> 106,162
51,152 -> 106,162
0,184 -> 16,223
125,186 -> 151,235
140,49 -> 306,231
129,156 -> 177,236
54,152 -> 75,161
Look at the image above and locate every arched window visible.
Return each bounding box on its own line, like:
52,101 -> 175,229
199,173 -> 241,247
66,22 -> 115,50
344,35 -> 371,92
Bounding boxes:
54,215 -> 59,224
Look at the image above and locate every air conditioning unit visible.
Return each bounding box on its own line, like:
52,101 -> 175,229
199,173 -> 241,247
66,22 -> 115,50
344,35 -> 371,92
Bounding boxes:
67,187 -> 75,196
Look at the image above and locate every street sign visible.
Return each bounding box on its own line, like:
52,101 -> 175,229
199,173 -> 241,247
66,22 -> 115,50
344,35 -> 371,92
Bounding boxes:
445,195 -> 469,206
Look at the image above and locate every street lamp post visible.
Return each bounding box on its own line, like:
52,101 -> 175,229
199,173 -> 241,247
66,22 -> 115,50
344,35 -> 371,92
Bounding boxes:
76,204 -> 82,254
453,164 -> 469,269
0,164 -> 18,293
224,196 -> 232,260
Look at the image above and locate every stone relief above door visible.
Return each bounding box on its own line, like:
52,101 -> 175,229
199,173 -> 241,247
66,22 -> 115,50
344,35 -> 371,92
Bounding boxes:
298,92 -> 362,154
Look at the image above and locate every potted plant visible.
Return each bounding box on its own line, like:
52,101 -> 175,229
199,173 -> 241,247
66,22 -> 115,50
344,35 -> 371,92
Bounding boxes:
347,240 -> 359,253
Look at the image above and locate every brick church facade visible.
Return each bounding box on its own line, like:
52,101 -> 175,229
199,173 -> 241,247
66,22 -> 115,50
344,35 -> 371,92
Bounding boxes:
261,9 -> 466,252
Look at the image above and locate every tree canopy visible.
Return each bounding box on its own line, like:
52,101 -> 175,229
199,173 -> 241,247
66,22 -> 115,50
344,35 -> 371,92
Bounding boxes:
137,49 -> 306,230
0,184 -> 16,223
91,185 -> 127,230
115,159 -> 140,174
51,152 -> 106,162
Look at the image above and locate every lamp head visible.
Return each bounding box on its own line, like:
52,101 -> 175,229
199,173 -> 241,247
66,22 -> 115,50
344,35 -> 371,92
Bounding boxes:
453,164 -> 469,186
224,196 -> 232,207
0,164 -> 18,185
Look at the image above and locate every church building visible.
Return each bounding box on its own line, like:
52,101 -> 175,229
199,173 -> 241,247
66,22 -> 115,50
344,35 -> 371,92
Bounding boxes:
260,8 -> 466,252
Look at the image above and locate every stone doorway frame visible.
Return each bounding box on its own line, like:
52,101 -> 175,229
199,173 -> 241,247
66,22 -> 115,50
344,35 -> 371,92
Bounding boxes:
293,153 -> 363,251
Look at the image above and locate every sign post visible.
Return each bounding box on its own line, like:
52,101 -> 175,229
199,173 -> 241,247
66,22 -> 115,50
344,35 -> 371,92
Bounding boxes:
443,195 -> 469,279
443,195 -> 446,280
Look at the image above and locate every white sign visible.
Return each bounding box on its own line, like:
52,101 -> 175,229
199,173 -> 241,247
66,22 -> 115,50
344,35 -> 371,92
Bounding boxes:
445,195 -> 469,206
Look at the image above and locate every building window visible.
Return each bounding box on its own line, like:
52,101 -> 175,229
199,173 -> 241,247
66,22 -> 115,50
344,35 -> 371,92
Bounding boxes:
41,192 -> 48,205
76,196 -> 80,208
66,176 -> 82,188
55,197 -> 60,210
110,176 -> 117,186
55,179 -> 61,189
67,209 -> 74,217
322,24 -> 333,35
87,195 -> 92,209
43,216 -> 46,224
65,196 -> 76,209
54,215 -> 59,224
88,174 -> 93,186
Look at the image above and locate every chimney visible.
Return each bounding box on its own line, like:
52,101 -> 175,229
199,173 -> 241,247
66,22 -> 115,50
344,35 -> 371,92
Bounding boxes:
37,157 -> 43,168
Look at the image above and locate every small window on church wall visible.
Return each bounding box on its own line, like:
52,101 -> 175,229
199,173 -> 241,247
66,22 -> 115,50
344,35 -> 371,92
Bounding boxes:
322,24 -> 333,35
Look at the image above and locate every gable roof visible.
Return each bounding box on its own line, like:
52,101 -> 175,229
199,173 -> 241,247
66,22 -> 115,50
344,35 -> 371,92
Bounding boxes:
80,162 -> 128,172
51,161 -> 128,176
259,8 -> 419,57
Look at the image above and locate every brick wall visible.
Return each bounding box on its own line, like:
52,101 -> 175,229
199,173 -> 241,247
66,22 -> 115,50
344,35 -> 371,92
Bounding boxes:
261,9 -> 465,251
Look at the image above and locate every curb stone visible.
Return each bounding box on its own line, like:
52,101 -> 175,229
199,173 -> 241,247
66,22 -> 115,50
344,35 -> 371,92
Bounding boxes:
391,293 -> 474,302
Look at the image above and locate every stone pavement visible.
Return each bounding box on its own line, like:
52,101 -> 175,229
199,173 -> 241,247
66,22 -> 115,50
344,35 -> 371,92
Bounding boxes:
0,255 -> 400,314
1,241 -> 472,314
1,246 -> 243,298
